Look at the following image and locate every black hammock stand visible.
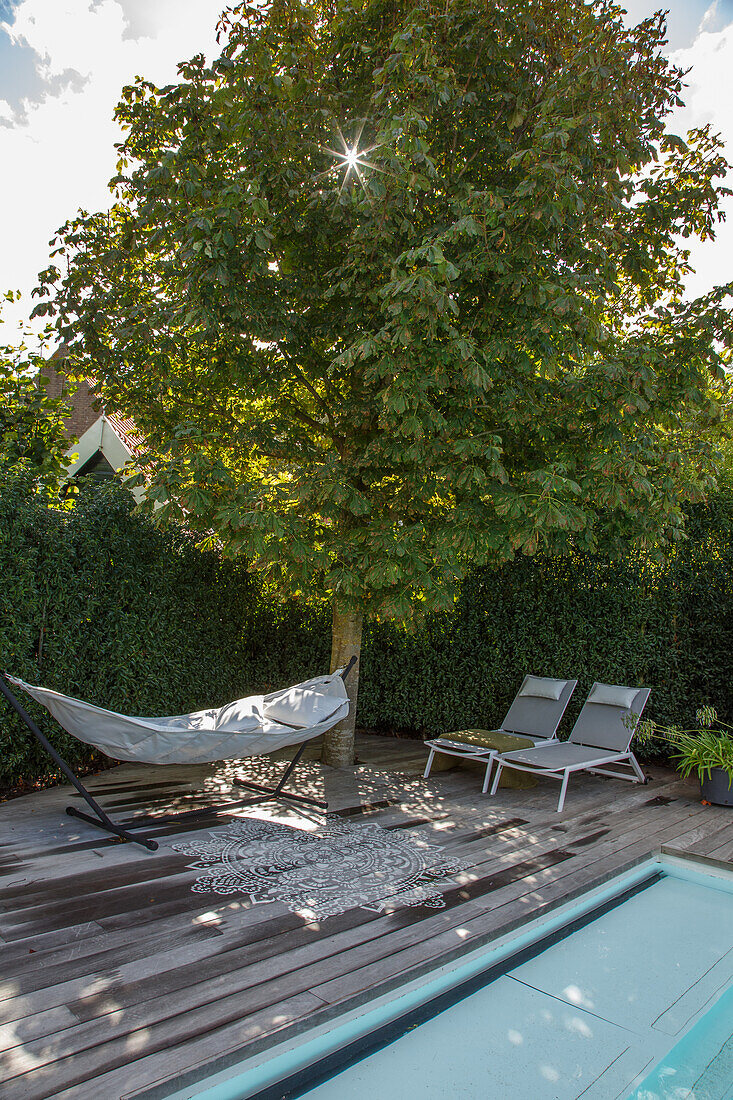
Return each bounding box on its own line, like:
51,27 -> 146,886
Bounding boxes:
0,656 -> 357,852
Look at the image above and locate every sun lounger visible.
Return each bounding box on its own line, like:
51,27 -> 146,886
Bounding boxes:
423,675 -> 577,793
489,682 -> 650,811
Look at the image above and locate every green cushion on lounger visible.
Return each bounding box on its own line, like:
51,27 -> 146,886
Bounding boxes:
429,728 -> 539,788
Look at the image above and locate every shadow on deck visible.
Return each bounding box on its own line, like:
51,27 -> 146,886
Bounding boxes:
0,734 -> 731,1100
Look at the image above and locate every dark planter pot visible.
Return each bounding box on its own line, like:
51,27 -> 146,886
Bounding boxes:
700,767 -> 733,807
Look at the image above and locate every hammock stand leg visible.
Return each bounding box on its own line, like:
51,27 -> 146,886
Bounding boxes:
2,656 -> 356,850
0,675 -> 158,852
232,740 -> 329,810
113,751 -> 328,832
230,655 -> 358,812
117,737 -> 332,831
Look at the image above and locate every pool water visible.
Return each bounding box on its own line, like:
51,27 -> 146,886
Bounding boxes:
629,983 -> 733,1100
167,857 -> 733,1100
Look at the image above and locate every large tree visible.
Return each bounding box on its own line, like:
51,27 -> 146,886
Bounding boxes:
35,0 -> 733,764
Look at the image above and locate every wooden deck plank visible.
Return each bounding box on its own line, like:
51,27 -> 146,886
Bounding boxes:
309,808 -> 720,1004
0,825 -> 585,1025
14,827 -> 699,1100
3,791 -> 702,1018
1,993 -> 328,1100
703,836 -> 733,861
0,736 -> 731,1100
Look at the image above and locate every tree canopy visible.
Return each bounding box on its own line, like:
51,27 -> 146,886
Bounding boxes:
0,298 -> 72,489
34,0 -> 733,762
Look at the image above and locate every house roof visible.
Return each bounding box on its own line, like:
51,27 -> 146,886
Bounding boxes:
45,351 -> 146,451
104,412 -> 147,459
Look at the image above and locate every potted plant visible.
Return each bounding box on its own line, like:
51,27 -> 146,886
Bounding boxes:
636,706 -> 733,806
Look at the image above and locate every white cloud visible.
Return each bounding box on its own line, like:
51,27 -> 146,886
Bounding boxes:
0,0 -> 225,337
698,1 -> 733,36
1,0 -> 732,347
10,0 -> 127,78
701,2 -> 720,32
621,0 -> 720,51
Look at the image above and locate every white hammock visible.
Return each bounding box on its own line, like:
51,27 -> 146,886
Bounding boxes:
5,672 -> 350,766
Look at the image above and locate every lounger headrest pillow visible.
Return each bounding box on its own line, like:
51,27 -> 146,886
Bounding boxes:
518,676 -> 566,701
586,683 -> 639,709
264,687 -> 344,728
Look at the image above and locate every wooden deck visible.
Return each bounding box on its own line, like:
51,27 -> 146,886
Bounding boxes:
1,734 -> 732,1100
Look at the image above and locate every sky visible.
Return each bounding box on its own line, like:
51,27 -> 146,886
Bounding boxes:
1,1 -> 732,343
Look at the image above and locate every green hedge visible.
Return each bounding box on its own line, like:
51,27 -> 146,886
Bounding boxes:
1,470 -> 732,787
0,472 -> 329,788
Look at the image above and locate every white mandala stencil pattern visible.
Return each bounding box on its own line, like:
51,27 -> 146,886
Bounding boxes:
173,817 -> 468,919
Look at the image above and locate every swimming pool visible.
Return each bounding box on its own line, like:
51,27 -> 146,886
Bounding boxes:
165,854 -> 733,1100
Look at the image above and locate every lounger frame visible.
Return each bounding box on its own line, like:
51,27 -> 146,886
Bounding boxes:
423,676 -> 578,793
489,749 -> 646,812
489,684 -> 651,811
423,740 -> 499,794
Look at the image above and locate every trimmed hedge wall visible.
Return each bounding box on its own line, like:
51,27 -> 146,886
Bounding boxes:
0,474 -> 329,788
359,494 -> 733,750
1,471 -> 732,786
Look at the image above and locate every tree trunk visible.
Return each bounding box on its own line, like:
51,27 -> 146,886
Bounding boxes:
321,600 -> 363,768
